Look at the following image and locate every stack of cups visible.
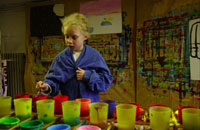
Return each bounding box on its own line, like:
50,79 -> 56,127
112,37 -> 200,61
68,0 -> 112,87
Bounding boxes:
182,108 -> 200,130
149,106 -> 171,130
116,104 -> 136,130
14,98 -> 32,120
53,96 -> 68,115
89,102 -> 108,129
0,96 -> 12,117
75,98 -> 91,117
36,99 -> 55,123
62,100 -> 81,126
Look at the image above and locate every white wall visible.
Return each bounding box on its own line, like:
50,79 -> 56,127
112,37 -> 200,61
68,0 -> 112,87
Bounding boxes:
0,7 -> 26,53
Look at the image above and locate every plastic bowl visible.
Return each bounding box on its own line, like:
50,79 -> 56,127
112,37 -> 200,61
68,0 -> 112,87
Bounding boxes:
0,117 -> 20,128
47,124 -> 70,130
20,120 -> 44,130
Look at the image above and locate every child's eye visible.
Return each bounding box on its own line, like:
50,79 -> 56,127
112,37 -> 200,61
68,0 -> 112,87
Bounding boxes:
65,35 -> 69,39
72,36 -> 78,40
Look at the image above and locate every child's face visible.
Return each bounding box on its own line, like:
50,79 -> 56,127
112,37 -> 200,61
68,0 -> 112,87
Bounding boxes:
64,25 -> 88,52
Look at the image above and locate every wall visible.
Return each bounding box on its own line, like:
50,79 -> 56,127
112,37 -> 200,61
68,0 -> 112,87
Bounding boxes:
136,0 -> 200,110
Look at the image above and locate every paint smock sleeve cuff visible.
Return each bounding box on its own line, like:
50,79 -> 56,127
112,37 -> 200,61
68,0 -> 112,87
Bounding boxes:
83,70 -> 92,82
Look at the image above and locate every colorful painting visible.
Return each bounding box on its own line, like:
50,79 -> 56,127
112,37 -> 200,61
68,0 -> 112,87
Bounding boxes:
80,0 -> 122,34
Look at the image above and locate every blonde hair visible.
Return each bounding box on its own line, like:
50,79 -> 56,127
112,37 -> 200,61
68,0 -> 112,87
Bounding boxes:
61,13 -> 89,37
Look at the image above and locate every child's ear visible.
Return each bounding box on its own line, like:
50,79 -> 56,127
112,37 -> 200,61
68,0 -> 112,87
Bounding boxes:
84,34 -> 89,40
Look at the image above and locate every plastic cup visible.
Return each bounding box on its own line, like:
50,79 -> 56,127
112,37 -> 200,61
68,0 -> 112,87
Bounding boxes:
75,98 -> 91,117
182,108 -> 200,130
53,95 -> 68,115
89,102 -> 108,128
32,95 -> 47,112
0,117 -> 20,129
125,102 -> 140,120
103,100 -> 115,118
149,106 -> 171,130
36,99 -> 54,123
0,96 -> 12,117
116,104 -> 136,130
15,93 -> 30,99
178,105 -> 197,123
62,100 -> 81,126
47,124 -> 70,130
77,125 -> 101,130
14,98 -> 32,120
20,120 -> 43,130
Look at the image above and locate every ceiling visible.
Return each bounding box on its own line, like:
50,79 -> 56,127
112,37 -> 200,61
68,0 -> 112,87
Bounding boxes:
0,0 -> 49,10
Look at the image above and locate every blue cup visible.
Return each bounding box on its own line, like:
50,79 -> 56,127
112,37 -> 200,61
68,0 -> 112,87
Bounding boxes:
103,100 -> 116,118
47,124 -> 70,130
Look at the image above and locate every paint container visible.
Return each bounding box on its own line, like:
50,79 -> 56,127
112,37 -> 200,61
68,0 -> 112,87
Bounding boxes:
53,95 -> 68,115
47,124 -> 70,130
0,96 -> 12,117
36,99 -> 54,123
14,98 -> 32,120
20,120 -> 44,130
149,106 -> 171,130
77,125 -> 101,130
149,104 -> 168,108
62,100 -> 81,126
178,105 -> 197,123
15,93 -> 30,99
32,95 -> 48,112
116,104 -> 136,130
125,102 -> 140,120
103,100 -> 116,118
182,108 -> 200,130
75,98 -> 91,117
0,117 -> 20,129
89,102 -> 108,128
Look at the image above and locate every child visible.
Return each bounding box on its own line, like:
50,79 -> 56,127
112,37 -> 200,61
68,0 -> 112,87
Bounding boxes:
36,13 -> 113,102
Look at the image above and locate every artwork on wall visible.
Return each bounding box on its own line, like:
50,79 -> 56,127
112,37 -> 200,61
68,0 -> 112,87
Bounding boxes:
80,0 -> 122,34
189,18 -> 200,80
137,11 -> 200,99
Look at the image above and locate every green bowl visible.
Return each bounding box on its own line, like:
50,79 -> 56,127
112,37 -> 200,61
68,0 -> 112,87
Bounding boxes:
0,117 -> 20,128
20,120 -> 44,130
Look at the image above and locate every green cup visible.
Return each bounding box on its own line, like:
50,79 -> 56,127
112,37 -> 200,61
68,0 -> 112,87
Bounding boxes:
0,96 -> 12,117
89,102 -> 108,128
182,108 -> 200,130
14,98 -> 32,120
36,99 -> 55,124
62,100 -> 80,126
116,104 -> 136,130
149,106 -> 171,130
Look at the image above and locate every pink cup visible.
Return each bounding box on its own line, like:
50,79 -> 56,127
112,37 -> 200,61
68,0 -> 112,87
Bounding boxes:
53,95 -> 68,115
77,125 -> 101,130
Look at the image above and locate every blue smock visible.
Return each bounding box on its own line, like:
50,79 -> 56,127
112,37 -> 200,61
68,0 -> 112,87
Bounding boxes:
44,44 -> 113,102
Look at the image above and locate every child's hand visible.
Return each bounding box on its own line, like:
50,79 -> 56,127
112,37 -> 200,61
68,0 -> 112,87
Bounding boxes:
76,67 -> 85,80
35,81 -> 49,93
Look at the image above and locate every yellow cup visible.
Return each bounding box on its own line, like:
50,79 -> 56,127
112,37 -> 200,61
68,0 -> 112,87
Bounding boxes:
116,104 -> 136,130
89,102 -> 108,128
0,96 -> 12,117
36,99 -> 55,123
62,100 -> 81,126
149,106 -> 171,130
14,98 -> 32,120
182,108 -> 200,130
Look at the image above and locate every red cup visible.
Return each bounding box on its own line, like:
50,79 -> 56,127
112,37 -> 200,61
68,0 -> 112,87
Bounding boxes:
178,105 -> 198,123
125,102 -> 140,120
15,93 -> 30,99
32,95 -> 48,112
53,95 -> 68,115
75,98 -> 91,117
